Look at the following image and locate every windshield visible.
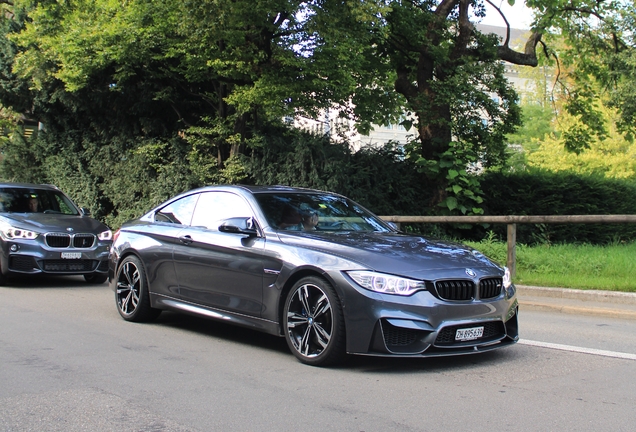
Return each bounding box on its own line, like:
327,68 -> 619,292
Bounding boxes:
0,187 -> 80,215
255,192 -> 393,233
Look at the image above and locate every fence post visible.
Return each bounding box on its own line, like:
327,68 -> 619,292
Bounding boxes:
507,223 -> 517,278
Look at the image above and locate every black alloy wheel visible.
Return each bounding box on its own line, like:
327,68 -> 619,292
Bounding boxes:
284,276 -> 345,366
115,255 -> 161,322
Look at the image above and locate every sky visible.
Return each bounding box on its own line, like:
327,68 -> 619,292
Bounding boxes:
478,1 -> 534,30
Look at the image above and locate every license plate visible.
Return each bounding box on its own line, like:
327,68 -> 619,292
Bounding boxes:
455,326 -> 484,341
61,252 -> 82,259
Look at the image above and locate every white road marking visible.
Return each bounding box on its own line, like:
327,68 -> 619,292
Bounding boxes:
519,339 -> 636,361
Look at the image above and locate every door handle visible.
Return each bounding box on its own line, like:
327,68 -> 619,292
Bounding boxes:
179,235 -> 193,245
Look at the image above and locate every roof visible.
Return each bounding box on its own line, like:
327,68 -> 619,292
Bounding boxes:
0,182 -> 60,191
235,185 -> 329,194
184,184 -> 333,195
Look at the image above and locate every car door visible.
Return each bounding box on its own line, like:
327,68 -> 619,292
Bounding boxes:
173,191 -> 265,317
142,193 -> 200,298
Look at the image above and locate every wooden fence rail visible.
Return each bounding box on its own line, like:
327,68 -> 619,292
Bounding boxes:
378,215 -> 636,278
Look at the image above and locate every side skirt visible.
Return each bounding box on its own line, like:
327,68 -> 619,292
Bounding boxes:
151,294 -> 281,336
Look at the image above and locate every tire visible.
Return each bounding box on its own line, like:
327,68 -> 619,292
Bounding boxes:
115,255 -> 161,322
0,257 -> 11,286
283,276 -> 346,366
84,273 -> 108,284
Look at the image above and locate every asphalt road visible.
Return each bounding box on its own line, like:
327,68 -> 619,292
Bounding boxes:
1,276 -> 635,431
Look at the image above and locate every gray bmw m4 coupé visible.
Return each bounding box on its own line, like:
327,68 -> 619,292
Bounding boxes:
109,185 -> 518,366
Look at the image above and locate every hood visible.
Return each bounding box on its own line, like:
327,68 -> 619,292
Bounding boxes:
277,231 -> 503,279
0,213 -> 109,234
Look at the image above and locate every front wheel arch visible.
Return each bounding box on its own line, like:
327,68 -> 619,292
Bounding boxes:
277,268 -> 345,334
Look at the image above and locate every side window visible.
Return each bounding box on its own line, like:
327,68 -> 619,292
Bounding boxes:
155,194 -> 199,225
190,192 -> 253,230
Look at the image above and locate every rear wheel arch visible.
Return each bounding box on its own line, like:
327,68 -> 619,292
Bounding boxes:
115,250 -> 157,295
115,250 -> 146,279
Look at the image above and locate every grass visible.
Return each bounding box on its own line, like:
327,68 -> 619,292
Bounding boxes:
463,238 -> 636,292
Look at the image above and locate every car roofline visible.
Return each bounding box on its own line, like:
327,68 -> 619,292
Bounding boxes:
0,182 -> 61,191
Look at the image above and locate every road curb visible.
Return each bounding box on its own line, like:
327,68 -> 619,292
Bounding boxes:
516,285 -> 636,305
516,285 -> 636,320
518,300 -> 636,320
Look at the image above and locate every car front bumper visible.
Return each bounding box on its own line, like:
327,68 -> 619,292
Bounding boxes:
332,272 -> 519,357
0,238 -> 111,277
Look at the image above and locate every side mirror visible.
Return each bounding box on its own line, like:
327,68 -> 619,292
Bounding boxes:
218,217 -> 258,237
80,207 -> 91,216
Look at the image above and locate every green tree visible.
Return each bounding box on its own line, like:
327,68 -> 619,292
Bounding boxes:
527,0 -> 636,151
3,0 -> 636,223
7,0 -> 395,167
379,0 -> 529,214
499,3 -> 636,176
0,0 -> 400,221
527,103 -> 636,178
372,0 -> 636,213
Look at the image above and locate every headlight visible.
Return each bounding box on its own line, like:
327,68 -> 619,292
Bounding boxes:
98,230 -> 113,241
0,226 -> 39,240
503,266 -> 512,289
346,270 -> 426,296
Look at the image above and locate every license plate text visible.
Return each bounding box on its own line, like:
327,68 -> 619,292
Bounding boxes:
455,326 -> 484,341
61,252 -> 82,259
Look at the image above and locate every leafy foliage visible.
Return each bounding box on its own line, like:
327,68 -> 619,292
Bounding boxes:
0,126 -> 198,228
527,104 -> 636,178
2,0 -> 636,233
481,170 -> 636,244
381,1 -> 524,213
528,0 -> 636,151
507,104 -> 554,148
245,127 -> 434,216
7,0 -> 398,166
504,103 -> 555,172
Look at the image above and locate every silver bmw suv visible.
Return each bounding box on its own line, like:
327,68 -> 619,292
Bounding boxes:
0,183 -> 112,285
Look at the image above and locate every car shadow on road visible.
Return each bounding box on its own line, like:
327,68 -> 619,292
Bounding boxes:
153,311 -> 291,355
151,310 -> 520,372
1,274 -> 106,289
343,348 -> 520,373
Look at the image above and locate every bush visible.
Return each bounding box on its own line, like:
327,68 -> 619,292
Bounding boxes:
2,123 -> 438,228
244,128 -> 435,216
11,119 -> 634,246
479,170 -> 636,244
0,130 -> 197,229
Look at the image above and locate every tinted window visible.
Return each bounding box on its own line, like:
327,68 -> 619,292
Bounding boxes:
155,194 -> 199,225
254,193 -> 392,232
0,187 -> 79,215
190,192 -> 253,230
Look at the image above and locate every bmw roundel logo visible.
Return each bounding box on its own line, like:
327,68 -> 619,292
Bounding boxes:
66,227 -> 74,232
465,268 -> 476,278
